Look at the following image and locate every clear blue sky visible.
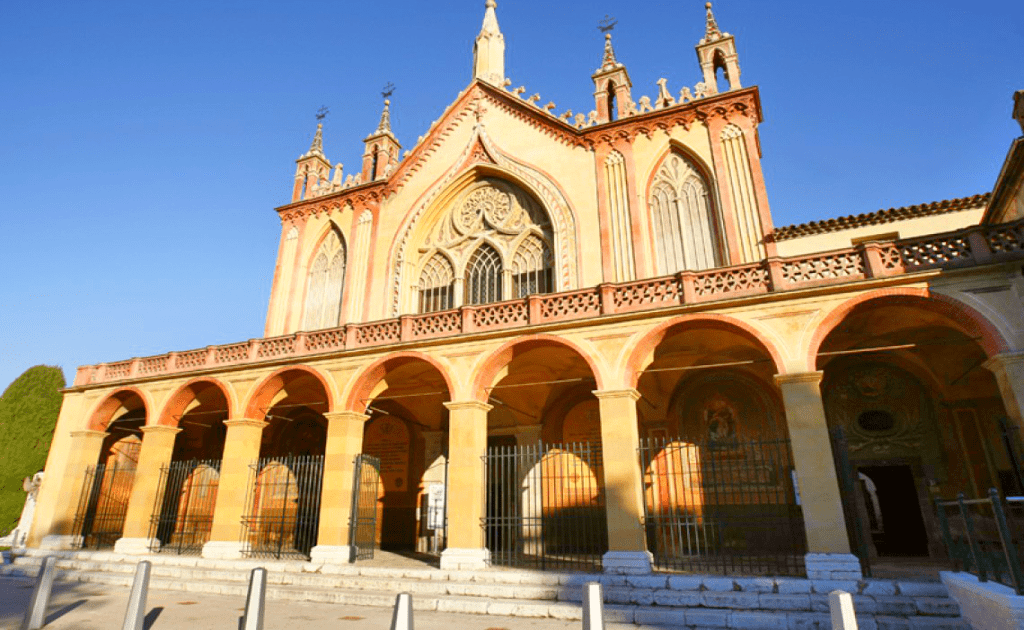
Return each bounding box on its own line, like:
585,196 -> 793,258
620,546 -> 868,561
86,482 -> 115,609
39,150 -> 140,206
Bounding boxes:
1,0 -> 1021,390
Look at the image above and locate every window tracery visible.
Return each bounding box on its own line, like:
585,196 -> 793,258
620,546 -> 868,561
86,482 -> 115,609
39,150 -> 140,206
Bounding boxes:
302,230 -> 346,330
650,153 -> 721,273
416,178 -> 553,311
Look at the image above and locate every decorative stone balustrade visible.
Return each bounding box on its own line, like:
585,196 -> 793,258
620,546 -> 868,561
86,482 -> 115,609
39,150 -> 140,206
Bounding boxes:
74,220 -> 1024,387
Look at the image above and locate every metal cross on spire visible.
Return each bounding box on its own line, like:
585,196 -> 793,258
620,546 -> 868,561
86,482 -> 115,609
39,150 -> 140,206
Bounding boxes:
598,15 -> 618,33
316,105 -> 329,121
382,82 -> 396,100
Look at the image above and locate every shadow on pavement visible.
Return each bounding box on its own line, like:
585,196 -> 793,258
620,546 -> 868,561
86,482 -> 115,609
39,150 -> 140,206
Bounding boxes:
45,600 -> 87,625
143,606 -> 164,629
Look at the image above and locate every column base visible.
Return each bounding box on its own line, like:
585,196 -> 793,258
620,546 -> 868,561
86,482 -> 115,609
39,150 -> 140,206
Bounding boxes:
602,551 -> 653,575
114,538 -> 157,555
439,548 -> 490,570
805,553 -> 862,580
38,535 -> 81,551
202,541 -> 245,560
309,545 -> 356,564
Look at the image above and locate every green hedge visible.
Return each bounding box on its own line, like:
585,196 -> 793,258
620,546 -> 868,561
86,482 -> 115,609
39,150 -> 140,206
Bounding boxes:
0,366 -> 65,535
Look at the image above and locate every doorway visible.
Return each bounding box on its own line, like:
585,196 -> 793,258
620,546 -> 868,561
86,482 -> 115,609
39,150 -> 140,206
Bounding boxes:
857,465 -> 928,556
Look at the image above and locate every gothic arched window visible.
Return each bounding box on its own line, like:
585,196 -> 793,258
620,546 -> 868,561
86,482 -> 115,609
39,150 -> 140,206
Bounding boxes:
418,253 -> 455,313
512,234 -> 553,298
465,243 -> 503,305
650,153 -> 721,273
303,230 -> 346,330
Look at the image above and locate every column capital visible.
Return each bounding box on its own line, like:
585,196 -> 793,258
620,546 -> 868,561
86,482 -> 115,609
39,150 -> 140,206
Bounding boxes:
323,411 -> 370,424
444,401 -> 493,413
984,351 -> 1024,372
223,418 -> 268,430
774,371 -> 824,387
140,425 -> 182,435
592,388 -> 641,402
70,429 -> 108,440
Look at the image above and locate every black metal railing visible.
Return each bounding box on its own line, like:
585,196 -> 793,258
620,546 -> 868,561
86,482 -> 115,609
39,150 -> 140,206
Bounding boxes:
831,427 -> 873,577
71,462 -> 136,549
936,489 -> 1024,595
638,436 -> 806,576
241,454 -> 324,560
149,459 -> 221,555
484,441 -> 607,571
350,454 -> 382,561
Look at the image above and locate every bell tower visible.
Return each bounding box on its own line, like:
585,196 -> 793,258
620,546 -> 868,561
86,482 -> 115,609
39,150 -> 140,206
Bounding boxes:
592,32 -> 633,123
362,98 -> 401,182
695,2 -> 742,94
292,123 -> 332,203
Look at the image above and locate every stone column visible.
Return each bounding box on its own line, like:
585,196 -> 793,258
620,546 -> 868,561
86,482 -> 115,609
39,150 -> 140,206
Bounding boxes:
775,372 -> 861,579
114,425 -> 181,555
310,411 -> 368,564
202,418 -> 266,560
594,389 -> 652,574
38,429 -> 108,550
439,401 -> 491,570
984,352 -> 1024,432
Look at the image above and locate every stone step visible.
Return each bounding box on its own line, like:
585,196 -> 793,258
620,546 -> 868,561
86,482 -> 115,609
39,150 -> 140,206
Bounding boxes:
0,566 -> 972,630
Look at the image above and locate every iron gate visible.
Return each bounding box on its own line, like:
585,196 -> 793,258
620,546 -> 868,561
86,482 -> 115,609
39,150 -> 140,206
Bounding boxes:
149,459 -> 221,555
418,454 -> 448,556
350,454 -> 382,561
830,427 -> 873,577
484,441 -> 607,571
241,455 -> 324,560
638,436 -> 806,576
71,462 -> 136,549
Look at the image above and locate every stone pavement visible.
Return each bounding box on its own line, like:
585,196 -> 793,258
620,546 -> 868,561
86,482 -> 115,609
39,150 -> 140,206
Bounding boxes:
0,576 -> 595,630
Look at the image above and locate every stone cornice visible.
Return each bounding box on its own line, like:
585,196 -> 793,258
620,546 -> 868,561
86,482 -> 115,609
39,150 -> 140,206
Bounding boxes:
443,401 -> 493,413
774,372 -> 824,386
592,389 -> 641,402
223,418 -> 268,430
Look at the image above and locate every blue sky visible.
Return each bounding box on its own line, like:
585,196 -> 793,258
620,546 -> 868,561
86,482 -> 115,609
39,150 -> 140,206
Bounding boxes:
0,0 -> 1021,390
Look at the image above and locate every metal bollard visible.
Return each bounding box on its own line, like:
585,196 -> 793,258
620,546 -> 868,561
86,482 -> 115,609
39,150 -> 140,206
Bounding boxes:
828,590 -> 859,630
241,568 -> 268,630
20,556 -> 58,630
389,593 -> 413,630
122,561 -> 152,630
582,582 -> 605,630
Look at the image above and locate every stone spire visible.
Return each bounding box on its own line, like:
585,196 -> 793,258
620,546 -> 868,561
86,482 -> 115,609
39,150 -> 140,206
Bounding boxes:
376,99 -> 394,136
473,0 -> 505,86
702,2 -> 723,43
302,123 -> 326,159
600,33 -> 621,71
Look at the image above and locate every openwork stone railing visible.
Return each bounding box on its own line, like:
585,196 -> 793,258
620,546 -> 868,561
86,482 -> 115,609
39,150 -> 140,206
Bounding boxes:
74,220 -> 1024,387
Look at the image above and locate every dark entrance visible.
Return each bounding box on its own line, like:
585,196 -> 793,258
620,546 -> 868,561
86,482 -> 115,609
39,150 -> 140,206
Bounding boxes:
858,465 -> 928,556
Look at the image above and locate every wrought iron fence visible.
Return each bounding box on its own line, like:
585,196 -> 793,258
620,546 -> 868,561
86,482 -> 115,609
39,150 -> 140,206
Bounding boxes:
638,436 -> 806,576
417,454 -> 447,556
936,489 -> 1024,595
71,462 -> 137,549
483,441 -> 607,571
241,455 -> 324,560
149,459 -> 221,555
351,454 -> 382,561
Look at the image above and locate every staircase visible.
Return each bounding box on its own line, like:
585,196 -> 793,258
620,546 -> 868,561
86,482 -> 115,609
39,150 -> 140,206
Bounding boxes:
1,549 -> 967,629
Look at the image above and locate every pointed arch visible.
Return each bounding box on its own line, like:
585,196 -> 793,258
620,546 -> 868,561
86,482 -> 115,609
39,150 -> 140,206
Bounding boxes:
418,251 -> 455,313
511,232 -> 553,297
465,242 -> 503,305
302,225 -> 347,330
648,151 -> 722,273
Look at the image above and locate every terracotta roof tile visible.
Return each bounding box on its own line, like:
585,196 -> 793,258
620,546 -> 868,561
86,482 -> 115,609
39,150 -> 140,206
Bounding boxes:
771,193 -> 991,241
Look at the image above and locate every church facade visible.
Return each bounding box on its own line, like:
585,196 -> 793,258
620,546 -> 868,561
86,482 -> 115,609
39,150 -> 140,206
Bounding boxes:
27,2 -> 1024,578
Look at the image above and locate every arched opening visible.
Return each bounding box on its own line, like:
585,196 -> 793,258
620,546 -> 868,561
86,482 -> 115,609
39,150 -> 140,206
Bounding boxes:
649,152 -> 722,274
465,243 -> 503,305
632,319 -> 803,575
817,296 -> 1014,564
418,253 -> 455,313
479,338 -> 606,570
152,380 -> 230,555
303,227 -> 346,331
371,146 -> 380,180
242,368 -> 331,559
713,49 -> 730,92
606,81 -> 618,121
75,391 -> 147,549
353,356 -> 453,557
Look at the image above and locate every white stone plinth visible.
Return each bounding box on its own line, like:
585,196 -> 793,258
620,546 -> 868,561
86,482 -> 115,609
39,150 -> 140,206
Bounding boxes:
805,553 -> 862,580
309,545 -> 356,564
942,571 -> 1024,630
113,538 -> 157,555
602,550 -> 653,575
201,541 -> 245,560
38,535 -> 81,551
439,548 -> 490,570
